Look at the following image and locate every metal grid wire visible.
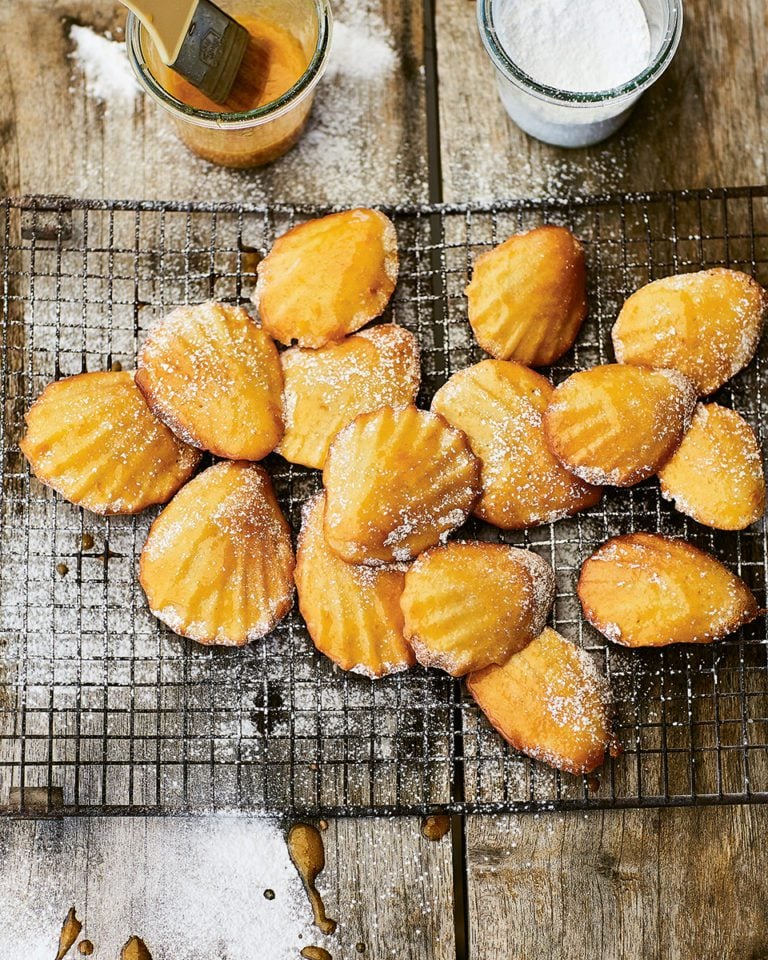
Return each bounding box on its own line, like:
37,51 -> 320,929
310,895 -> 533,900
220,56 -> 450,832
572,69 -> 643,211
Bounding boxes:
1,189 -> 767,818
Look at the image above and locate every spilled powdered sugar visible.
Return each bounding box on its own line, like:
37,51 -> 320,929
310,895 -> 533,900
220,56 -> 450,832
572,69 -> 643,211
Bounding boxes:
0,817 -> 321,960
69,24 -> 141,108
325,18 -> 397,83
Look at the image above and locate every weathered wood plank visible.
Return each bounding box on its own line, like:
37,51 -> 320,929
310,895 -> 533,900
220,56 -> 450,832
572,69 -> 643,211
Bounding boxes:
0,816 -> 456,959
466,806 -> 768,960
436,0 -> 768,201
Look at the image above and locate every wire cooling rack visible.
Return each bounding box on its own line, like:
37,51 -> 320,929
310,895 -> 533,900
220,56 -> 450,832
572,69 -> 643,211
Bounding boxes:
1,189 -> 767,818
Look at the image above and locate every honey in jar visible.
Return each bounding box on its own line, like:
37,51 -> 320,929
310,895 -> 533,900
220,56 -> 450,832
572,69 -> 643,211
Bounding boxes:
127,1 -> 332,168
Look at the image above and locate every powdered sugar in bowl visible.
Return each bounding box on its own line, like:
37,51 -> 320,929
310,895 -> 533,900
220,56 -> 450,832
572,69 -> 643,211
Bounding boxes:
477,0 -> 683,148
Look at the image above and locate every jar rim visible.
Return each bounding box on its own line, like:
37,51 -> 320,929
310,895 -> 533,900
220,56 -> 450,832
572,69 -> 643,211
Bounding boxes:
126,0 -> 333,128
477,0 -> 683,106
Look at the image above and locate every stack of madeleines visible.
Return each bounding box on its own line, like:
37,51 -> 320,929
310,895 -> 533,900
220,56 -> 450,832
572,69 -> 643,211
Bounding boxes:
21,208 -> 767,776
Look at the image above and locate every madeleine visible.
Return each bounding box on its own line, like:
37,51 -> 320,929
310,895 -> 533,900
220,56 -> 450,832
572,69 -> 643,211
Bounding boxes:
466,225 -> 587,366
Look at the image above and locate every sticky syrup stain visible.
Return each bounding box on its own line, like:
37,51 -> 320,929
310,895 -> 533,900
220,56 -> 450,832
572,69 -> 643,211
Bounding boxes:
300,948 -> 332,960
287,823 -> 337,935
81,532 -> 94,550
55,906 -> 82,960
586,774 -> 601,793
120,936 -> 153,960
78,941 -> 95,956
421,814 -> 451,841
56,562 -> 69,576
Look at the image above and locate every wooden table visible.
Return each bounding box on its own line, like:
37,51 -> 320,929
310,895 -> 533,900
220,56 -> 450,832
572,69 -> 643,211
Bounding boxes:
1,1 -> 768,957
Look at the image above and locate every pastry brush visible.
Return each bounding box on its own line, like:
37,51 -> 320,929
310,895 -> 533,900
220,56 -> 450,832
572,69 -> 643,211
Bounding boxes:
121,0 -> 248,104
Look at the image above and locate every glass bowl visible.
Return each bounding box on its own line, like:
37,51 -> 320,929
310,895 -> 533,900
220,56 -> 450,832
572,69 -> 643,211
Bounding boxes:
477,0 -> 683,148
127,0 -> 333,168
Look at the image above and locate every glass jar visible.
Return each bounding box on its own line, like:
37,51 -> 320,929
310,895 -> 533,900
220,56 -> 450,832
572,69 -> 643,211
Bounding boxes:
477,0 -> 683,148
126,0 -> 333,168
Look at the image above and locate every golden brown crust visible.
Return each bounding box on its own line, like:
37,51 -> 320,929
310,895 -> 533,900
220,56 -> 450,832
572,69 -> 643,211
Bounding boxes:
657,403 -> 766,530
432,359 -> 601,528
400,541 -> 555,676
139,461 -> 294,647
323,405 -> 481,565
542,363 -> 697,486
295,493 -> 415,678
577,533 -> 759,648
20,370 -> 202,515
254,208 -> 399,348
467,627 -> 611,774
466,225 -> 587,366
612,268 -> 767,395
278,324 -> 420,470
135,301 -> 284,461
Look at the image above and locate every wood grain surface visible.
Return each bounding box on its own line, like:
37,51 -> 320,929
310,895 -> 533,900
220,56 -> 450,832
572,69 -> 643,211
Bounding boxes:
2,0 -> 768,958
466,806 -> 768,960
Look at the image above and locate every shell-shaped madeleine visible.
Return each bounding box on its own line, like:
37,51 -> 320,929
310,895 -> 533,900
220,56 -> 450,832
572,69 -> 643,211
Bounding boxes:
612,268 -> 767,395
578,533 -> 759,648
135,301 -> 284,461
254,209 -> 399,348
432,359 -> 601,528
20,371 -> 201,515
400,541 -> 555,676
466,225 -> 587,366
279,324 -> 420,470
467,628 -> 612,774
140,461 -> 294,646
296,493 -> 415,677
658,403 -> 766,530
323,405 -> 481,565
543,364 -> 697,486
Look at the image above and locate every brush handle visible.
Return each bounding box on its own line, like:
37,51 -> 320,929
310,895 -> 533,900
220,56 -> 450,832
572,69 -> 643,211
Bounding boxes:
120,0 -> 198,65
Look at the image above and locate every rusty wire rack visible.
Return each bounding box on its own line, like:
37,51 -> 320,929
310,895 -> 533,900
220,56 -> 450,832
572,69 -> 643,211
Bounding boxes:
1,188 -> 767,818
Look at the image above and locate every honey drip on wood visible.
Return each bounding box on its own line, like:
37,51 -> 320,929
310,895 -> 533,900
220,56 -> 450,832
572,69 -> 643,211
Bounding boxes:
78,941 -> 94,956
421,814 -> 451,841
300,948 -> 332,960
287,823 -> 338,935
55,906 -> 82,960
120,936 -> 153,960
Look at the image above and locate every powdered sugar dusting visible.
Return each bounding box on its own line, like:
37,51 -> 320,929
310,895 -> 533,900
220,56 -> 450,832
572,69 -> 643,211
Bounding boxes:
278,324 -> 420,468
323,406 -> 480,565
142,463 -> 294,645
545,364 -> 698,486
433,362 -> 601,527
612,269 -> 767,395
657,402 -> 766,529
